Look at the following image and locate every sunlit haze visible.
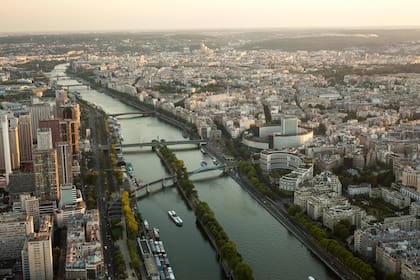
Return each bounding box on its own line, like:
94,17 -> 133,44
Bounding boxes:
1,0 -> 420,33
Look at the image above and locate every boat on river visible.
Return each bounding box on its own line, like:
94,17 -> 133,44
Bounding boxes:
168,210 -> 183,226
127,162 -> 134,177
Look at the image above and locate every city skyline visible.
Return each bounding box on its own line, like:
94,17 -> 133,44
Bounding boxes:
1,0 -> 420,33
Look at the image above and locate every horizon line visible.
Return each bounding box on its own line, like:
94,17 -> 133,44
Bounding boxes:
1,25 -> 420,36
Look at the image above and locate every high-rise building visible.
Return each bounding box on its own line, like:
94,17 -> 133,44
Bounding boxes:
18,112 -> 33,168
28,103 -> 53,141
19,193 -> 40,227
0,114 -> 11,183
25,215 -> 54,280
8,116 -> 20,169
59,103 -> 80,161
56,141 -> 73,187
282,116 -> 299,135
39,119 -> 60,146
55,90 -> 68,119
37,128 -> 53,150
0,213 -> 33,261
33,129 -> 60,201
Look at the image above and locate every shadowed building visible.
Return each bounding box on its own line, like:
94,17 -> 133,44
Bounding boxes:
18,112 -> 33,170
33,128 -> 60,201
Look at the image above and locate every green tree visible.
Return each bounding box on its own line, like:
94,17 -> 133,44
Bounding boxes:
384,273 -> 401,280
333,220 -> 352,241
221,241 -> 239,266
234,261 -> 254,280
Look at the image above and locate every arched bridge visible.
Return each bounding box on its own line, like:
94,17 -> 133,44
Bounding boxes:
188,164 -> 225,175
109,112 -> 155,117
131,164 -> 226,193
122,139 -> 208,148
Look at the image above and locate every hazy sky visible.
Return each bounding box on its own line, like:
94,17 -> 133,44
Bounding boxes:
1,0 -> 420,33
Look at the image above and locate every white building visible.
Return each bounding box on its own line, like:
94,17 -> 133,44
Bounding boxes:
347,183 -> 371,196
323,203 -> 366,230
25,215 -> 54,280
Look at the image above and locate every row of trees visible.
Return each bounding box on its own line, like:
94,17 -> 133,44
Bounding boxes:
238,160 -> 274,198
287,205 -> 376,280
127,239 -> 141,272
113,245 -> 127,278
159,146 -> 200,202
121,191 -> 142,274
196,202 -> 254,280
159,146 -> 254,280
121,191 -> 139,239
109,143 -> 124,186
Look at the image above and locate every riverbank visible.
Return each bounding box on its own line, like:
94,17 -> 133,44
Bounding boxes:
204,144 -> 355,280
157,145 -> 254,280
66,68 -> 199,137
56,64 -> 342,279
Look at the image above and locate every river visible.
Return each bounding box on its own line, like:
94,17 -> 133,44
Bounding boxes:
51,64 -> 338,280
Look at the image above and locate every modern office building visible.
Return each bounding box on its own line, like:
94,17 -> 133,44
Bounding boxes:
260,150 -> 304,173
8,116 -> 20,170
0,213 -> 33,261
243,117 -> 313,151
259,150 -> 313,191
28,103 -> 53,141
282,116 -> 299,135
0,114 -> 12,183
55,90 -> 68,119
0,114 -> 20,171
59,103 -> 80,161
39,119 -> 60,146
33,129 -> 60,201
56,141 -> 73,186
18,112 -> 33,168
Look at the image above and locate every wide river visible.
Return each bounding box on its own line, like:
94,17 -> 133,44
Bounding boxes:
52,64 -> 337,280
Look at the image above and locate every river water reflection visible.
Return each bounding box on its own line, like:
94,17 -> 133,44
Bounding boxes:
52,64 -> 337,280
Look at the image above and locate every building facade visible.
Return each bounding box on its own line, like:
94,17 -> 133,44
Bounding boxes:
26,216 -> 53,280
0,213 -> 33,261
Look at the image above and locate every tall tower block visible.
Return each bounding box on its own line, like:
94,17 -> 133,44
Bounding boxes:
1,115 -> 11,184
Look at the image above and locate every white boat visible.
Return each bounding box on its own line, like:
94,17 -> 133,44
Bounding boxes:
308,276 -> 316,280
168,210 -> 183,226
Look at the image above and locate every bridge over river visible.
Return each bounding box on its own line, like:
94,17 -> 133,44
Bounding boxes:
122,139 -> 208,148
108,112 -> 155,117
131,164 -> 227,194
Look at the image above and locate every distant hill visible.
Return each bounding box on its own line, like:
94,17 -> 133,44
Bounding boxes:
240,29 -> 420,51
